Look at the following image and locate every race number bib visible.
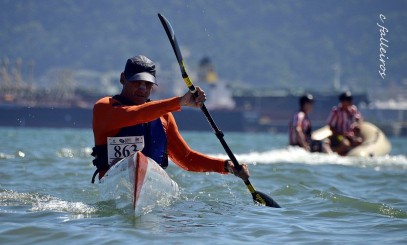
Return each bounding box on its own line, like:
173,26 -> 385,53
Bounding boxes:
107,136 -> 144,166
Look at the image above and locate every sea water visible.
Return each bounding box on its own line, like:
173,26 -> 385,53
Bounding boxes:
1,127 -> 406,244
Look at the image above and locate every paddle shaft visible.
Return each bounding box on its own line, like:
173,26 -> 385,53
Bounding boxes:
181,70 -> 273,203
183,63 -> 276,204
158,13 -> 280,208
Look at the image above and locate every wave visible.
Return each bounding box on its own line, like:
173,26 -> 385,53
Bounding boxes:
56,147 -> 93,158
313,189 -> 407,219
0,189 -> 96,215
210,146 -> 407,170
0,151 -> 26,159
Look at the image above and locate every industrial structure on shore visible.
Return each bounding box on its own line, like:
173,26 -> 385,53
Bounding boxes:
1,57 -> 406,136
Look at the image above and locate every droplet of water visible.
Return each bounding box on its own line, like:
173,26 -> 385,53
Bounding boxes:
17,151 -> 25,158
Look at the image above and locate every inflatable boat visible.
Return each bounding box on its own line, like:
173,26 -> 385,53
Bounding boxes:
311,121 -> 391,157
98,151 -> 179,216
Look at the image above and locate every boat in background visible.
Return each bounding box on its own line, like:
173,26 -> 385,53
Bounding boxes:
98,151 -> 179,216
311,121 -> 391,157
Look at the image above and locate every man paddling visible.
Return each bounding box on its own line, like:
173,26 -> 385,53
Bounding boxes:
90,55 -> 249,182
326,91 -> 363,155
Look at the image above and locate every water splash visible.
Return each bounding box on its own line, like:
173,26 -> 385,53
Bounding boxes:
211,147 -> 407,170
0,189 -> 96,215
56,147 -> 93,158
0,151 -> 26,160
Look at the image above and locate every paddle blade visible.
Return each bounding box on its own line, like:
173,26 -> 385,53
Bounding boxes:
253,191 -> 281,208
158,13 -> 196,92
158,13 -> 183,65
245,180 -> 281,208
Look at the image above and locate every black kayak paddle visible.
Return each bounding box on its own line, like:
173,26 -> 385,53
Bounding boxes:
158,13 -> 281,208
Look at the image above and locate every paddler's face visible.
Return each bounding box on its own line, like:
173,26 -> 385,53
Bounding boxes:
304,102 -> 313,113
122,79 -> 154,105
341,100 -> 352,109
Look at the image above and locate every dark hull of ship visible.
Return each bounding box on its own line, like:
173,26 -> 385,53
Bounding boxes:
0,105 -> 250,132
1,92 -> 405,136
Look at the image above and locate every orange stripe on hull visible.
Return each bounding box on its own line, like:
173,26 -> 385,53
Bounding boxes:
133,152 -> 148,209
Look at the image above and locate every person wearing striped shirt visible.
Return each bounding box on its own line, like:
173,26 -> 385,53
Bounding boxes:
289,94 -> 314,151
326,91 -> 363,155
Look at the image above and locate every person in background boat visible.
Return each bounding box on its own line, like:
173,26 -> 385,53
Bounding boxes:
289,93 -> 314,151
90,55 -> 249,183
326,91 -> 363,155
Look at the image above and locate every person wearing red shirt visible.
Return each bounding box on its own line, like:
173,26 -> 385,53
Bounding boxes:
91,55 -> 249,182
326,91 -> 363,155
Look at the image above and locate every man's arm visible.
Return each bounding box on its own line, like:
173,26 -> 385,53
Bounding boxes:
163,113 -> 227,173
93,97 -> 181,145
294,112 -> 310,150
94,97 -> 180,130
352,105 -> 363,126
295,127 -> 310,150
